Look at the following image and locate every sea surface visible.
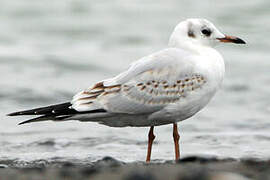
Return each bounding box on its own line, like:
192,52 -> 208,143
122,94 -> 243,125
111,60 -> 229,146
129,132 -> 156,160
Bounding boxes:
1,0 -> 270,166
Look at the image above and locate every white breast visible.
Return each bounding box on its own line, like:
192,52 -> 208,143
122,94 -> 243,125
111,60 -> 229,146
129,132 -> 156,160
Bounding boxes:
148,48 -> 225,125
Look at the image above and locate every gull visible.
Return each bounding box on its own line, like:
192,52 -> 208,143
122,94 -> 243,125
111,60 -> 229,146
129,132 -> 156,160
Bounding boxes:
8,18 -> 245,162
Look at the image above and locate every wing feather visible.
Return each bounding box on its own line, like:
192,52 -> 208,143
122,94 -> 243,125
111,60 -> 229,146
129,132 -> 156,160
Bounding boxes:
72,48 -> 207,114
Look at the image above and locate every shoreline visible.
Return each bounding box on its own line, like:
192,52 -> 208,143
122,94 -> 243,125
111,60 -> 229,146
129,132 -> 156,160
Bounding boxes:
0,156 -> 269,180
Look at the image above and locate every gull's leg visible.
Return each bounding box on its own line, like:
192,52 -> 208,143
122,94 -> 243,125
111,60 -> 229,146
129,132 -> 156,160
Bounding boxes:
146,126 -> 155,163
173,123 -> 180,161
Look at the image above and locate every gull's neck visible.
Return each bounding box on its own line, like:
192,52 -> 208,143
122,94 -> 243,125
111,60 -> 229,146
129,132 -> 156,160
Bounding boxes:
168,35 -> 225,75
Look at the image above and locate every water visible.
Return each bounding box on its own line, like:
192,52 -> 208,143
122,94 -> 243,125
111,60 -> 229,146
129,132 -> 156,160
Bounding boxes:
1,0 -> 270,165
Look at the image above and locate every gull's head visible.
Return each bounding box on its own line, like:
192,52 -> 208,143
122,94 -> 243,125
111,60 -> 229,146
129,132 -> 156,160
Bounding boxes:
169,18 -> 246,50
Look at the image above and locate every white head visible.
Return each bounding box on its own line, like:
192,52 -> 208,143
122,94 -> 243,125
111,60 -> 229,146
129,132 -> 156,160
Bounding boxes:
169,18 -> 245,50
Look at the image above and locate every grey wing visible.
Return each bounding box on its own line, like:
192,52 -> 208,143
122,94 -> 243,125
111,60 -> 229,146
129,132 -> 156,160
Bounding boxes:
71,49 -> 207,115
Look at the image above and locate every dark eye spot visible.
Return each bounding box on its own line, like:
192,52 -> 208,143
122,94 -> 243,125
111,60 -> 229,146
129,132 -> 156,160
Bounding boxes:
201,29 -> 211,36
188,30 -> 195,38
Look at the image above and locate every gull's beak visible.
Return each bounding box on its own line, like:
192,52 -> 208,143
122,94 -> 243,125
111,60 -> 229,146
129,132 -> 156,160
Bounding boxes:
217,35 -> 246,44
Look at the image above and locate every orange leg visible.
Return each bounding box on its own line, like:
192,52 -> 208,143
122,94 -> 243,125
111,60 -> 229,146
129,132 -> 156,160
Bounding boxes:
146,126 -> 155,163
173,123 -> 180,161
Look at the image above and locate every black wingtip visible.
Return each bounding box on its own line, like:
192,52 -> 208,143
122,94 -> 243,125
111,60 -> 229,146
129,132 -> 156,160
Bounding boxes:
18,121 -> 28,125
17,115 -> 50,125
7,110 -> 36,116
18,120 -> 35,125
7,112 -> 21,116
7,102 -> 73,117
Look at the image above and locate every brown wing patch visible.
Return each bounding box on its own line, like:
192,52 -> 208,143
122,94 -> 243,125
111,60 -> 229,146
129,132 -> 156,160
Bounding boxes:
121,74 -> 207,105
77,94 -> 99,101
89,82 -> 120,93
76,82 -> 121,103
92,81 -> 104,89
75,74 -> 206,107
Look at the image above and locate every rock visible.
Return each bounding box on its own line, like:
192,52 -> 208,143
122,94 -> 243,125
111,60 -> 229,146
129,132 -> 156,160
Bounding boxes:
177,156 -> 235,164
94,156 -> 124,168
177,156 -> 219,163
62,162 -> 76,168
80,167 -> 99,176
0,164 -> 8,168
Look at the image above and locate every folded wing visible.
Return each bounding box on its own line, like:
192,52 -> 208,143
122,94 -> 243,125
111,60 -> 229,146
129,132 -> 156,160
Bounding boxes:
72,48 -> 207,115
8,48 -> 207,125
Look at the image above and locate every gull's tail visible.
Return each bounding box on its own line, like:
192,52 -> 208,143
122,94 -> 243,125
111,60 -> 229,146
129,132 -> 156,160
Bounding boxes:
7,102 -> 106,125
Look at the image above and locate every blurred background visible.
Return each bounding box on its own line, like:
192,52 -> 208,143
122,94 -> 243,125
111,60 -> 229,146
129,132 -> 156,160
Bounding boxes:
0,0 -> 270,164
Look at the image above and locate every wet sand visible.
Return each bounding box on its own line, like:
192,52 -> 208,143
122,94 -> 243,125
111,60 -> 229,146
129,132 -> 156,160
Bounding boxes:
0,156 -> 269,180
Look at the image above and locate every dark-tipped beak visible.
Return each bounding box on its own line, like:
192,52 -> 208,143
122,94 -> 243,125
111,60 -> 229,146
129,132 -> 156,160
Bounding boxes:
217,35 -> 246,44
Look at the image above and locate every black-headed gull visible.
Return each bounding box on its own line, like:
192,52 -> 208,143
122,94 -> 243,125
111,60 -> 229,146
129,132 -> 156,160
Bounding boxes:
8,18 -> 245,162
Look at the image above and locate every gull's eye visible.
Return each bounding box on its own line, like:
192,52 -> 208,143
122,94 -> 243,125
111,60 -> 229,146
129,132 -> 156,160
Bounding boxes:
201,29 -> 211,37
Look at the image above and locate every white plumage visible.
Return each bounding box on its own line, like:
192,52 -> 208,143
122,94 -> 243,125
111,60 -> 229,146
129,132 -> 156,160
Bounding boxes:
69,19 -> 228,127
8,18 -> 246,127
